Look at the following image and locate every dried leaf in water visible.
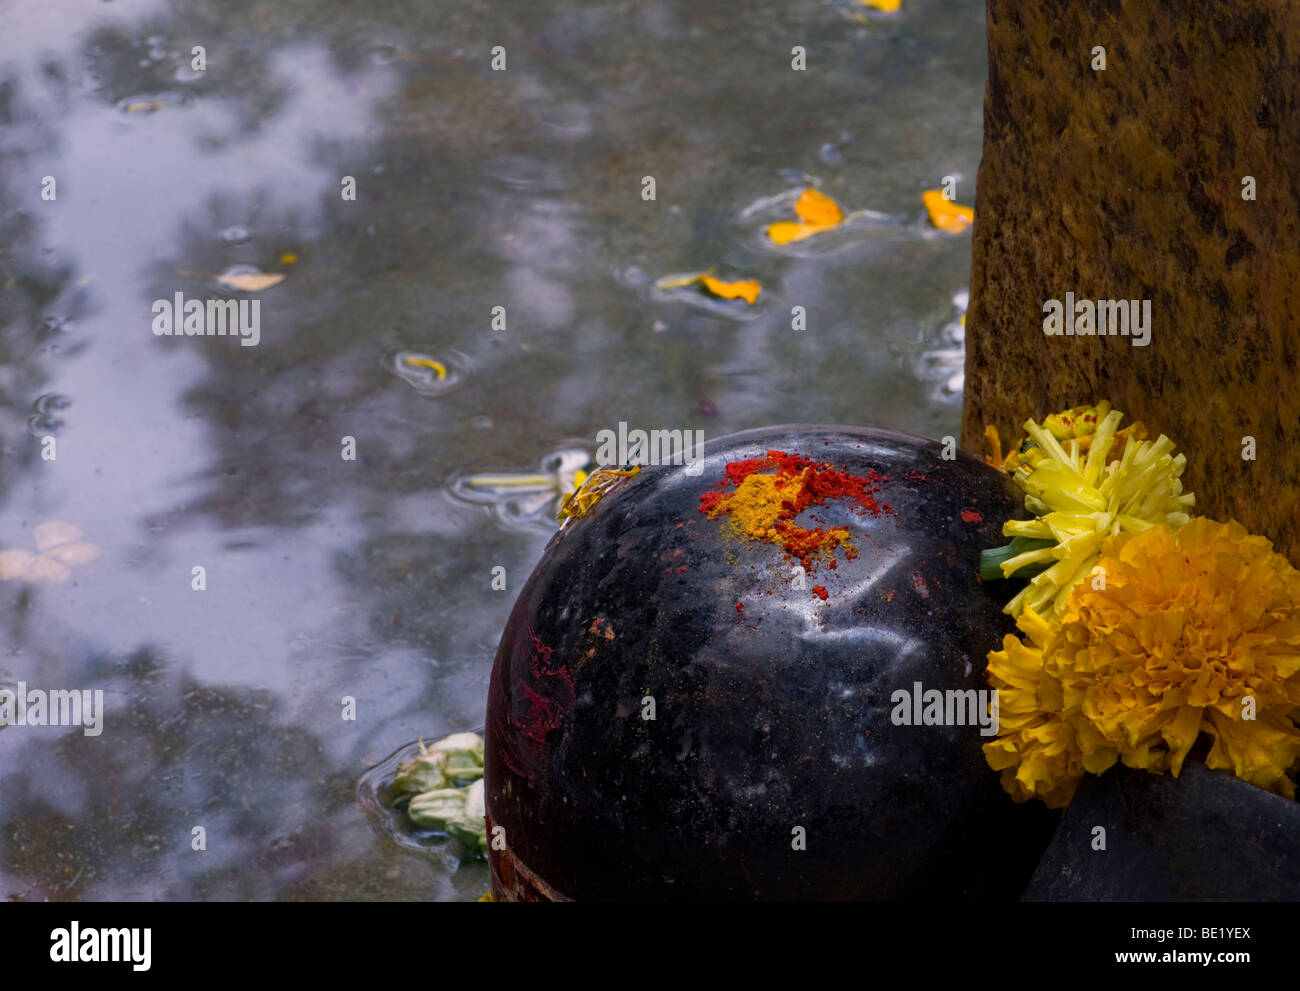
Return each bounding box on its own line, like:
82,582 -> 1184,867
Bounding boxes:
700,276 -> 761,304
44,543 -> 102,568
217,272 -> 286,292
922,190 -> 974,234
35,521 -> 84,552
25,557 -> 72,583
0,550 -> 33,580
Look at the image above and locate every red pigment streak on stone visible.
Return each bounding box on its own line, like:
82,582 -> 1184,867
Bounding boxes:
811,585 -> 829,600
506,628 -> 576,771
961,509 -> 983,523
518,683 -> 565,744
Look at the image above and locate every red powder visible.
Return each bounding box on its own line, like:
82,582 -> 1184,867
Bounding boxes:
700,449 -> 894,573
811,585 -> 829,600
960,509 -> 983,523
735,602 -> 744,617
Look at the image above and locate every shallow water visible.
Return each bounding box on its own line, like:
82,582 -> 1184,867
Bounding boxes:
0,0 -> 983,900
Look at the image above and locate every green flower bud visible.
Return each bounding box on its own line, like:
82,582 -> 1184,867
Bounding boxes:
406,788 -> 466,831
447,779 -> 487,857
427,732 -> 485,765
393,748 -> 449,796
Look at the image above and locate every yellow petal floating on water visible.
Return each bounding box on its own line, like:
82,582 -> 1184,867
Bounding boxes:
766,188 -> 845,244
216,272 -> 286,292
794,188 -> 844,226
863,0 -> 901,10
654,272 -> 706,290
124,100 -> 168,113
766,221 -> 838,245
655,270 -> 761,304
922,189 -> 974,234
700,275 -> 761,304
401,355 -> 448,380
764,222 -> 809,245
280,252 -> 298,265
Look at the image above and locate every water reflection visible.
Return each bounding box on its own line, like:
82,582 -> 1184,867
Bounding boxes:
0,0 -> 986,901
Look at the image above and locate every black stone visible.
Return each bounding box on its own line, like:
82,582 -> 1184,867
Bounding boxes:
1023,762 -> 1300,901
484,425 -> 1058,900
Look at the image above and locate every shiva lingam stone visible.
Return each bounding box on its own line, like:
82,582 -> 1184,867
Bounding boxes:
484,425 -> 1057,900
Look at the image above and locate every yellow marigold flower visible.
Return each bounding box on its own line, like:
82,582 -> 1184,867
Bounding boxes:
997,405 -> 1193,620
983,606 -> 1085,808
984,518 -> 1300,806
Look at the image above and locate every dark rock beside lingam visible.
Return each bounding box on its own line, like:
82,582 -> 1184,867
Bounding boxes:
484,425 -> 1057,900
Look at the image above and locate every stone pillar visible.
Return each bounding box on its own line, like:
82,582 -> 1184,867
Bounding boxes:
963,0 -> 1300,563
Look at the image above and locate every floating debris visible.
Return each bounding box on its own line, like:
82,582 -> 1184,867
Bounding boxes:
747,186 -> 900,252
176,266 -> 286,292
922,189 -> 975,234
0,521 -> 101,583
115,91 -> 191,114
766,188 -> 845,244
914,290 -> 969,398
452,448 -> 593,529
387,349 -> 466,395
217,226 -> 252,245
654,269 -> 761,305
358,733 -> 488,858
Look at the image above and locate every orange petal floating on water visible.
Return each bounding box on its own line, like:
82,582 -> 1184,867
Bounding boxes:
655,270 -> 761,304
766,221 -> 839,245
766,188 -> 845,243
922,189 -> 974,234
794,188 -> 844,226
700,275 -> 761,304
